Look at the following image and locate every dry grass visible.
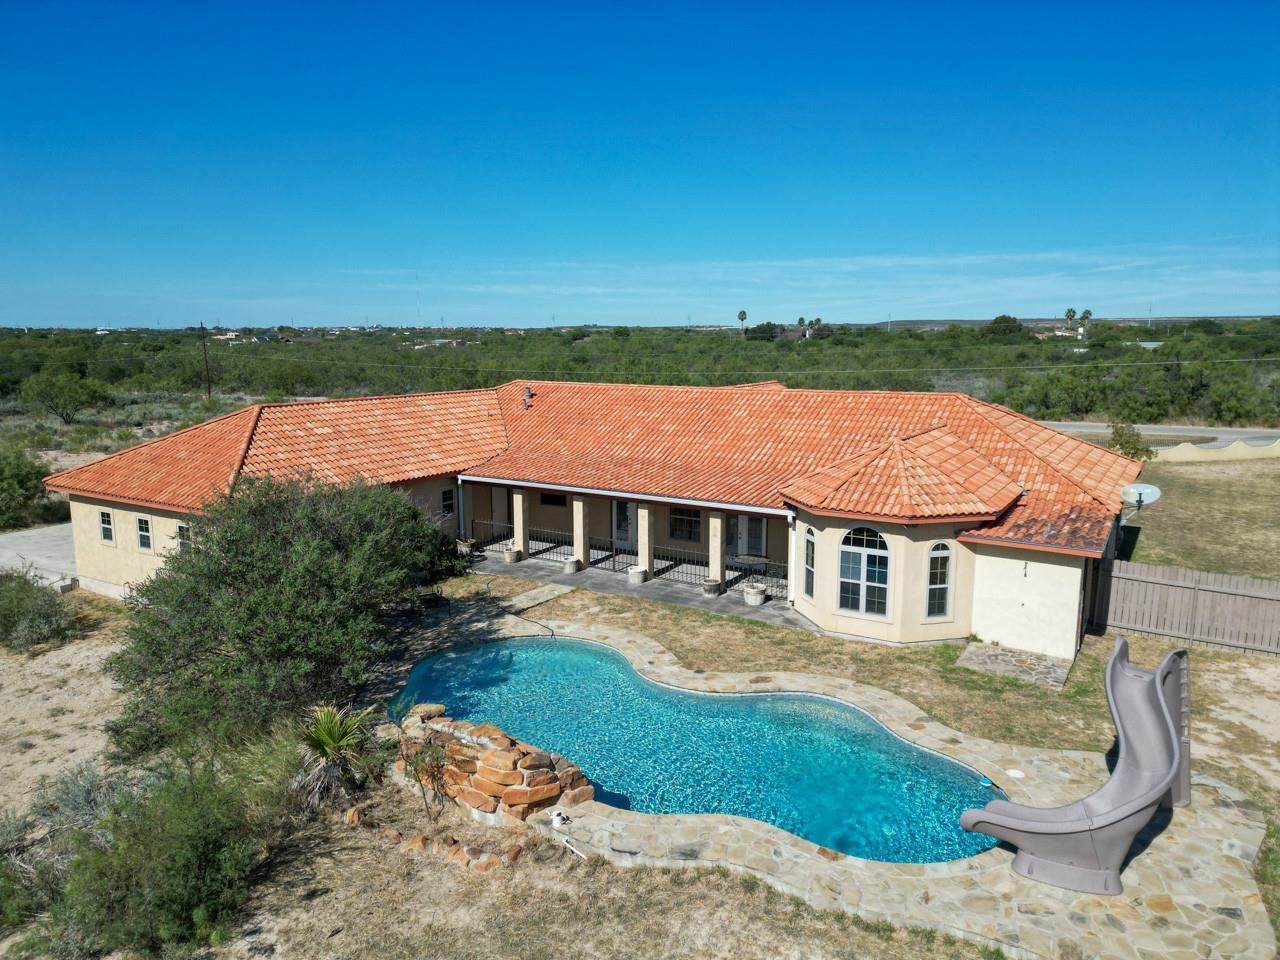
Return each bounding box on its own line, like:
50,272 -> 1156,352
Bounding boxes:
1124,459 -> 1280,580
438,571 -> 542,602
216,784 -> 993,960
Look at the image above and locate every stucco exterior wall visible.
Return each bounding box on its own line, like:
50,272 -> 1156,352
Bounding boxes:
393,476 -> 459,536
790,512 -> 975,643
970,545 -> 1085,660
68,496 -> 189,596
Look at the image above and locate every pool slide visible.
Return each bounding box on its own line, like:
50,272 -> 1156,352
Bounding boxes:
960,635 -> 1191,894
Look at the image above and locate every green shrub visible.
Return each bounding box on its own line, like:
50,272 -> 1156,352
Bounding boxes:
292,704 -> 377,813
107,476 -> 465,757
0,445 -> 47,529
53,761 -> 265,955
0,568 -> 75,652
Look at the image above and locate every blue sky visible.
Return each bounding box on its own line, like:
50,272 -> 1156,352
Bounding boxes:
1,1 -> 1277,328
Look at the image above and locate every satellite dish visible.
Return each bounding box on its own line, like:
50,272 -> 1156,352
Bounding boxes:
1121,483 -> 1162,507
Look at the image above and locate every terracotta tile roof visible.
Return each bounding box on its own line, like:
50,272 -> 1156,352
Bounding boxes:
44,405 -> 260,511
239,390 -> 506,485
45,379 -> 1142,556
777,427 -> 1024,522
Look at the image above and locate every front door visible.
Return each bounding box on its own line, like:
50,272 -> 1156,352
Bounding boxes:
727,514 -> 766,557
613,501 -> 637,551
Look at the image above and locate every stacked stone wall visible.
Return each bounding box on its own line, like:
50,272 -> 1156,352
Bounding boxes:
380,703 -> 594,823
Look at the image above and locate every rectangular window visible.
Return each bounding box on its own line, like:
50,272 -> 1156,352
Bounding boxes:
441,488 -> 456,517
668,507 -> 701,542
99,511 -> 113,543
539,492 -> 568,508
803,530 -> 814,598
177,523 -> 192,556
136,517 -> 152,551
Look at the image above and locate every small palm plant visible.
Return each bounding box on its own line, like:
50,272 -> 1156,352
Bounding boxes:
291,704 -> 377,813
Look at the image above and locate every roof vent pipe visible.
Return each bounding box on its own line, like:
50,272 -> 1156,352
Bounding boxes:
522,384 -> 532,410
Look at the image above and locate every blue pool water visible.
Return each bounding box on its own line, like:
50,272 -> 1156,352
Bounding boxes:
391,637 -> 1003,863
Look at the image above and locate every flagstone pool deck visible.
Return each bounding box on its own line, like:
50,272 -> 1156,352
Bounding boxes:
385,593 -> 1273,960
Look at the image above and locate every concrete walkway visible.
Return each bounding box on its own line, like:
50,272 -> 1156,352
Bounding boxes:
469,548 -> 819,634
1040,421 -> 1280,449
0,523 -> 76,587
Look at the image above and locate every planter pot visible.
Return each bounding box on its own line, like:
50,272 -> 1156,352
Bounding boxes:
503,548 -> 523,564
743,584 -> 767,607
455,538 -> 476,557
701,578 -> 724,597
627,565 -> 649,586
562,558 -> 582,574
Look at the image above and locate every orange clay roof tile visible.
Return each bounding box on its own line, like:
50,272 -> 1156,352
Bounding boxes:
44,380 -> 1142,556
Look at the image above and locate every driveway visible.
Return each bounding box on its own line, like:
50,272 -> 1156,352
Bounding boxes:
0,523 -> 76,587
1040,420 -> 1280,449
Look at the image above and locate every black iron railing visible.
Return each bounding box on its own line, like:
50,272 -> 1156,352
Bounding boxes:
727,556 -> 789,599
527,527 -> 574,562
472,520 -> 514,549
652,544 -> 711,586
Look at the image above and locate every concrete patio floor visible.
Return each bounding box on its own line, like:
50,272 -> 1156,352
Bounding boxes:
467,546 -> 822,635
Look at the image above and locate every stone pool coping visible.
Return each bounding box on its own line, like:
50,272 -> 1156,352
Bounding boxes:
399,606 -> 1274,960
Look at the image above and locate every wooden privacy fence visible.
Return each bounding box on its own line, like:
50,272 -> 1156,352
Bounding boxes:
1096,560 -> 1280,656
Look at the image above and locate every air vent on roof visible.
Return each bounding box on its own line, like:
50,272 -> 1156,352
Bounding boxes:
522,384 -> 533,411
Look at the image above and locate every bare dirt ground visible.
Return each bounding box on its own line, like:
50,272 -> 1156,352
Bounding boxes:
32,449 -> 108,474
0,593 -> 126,813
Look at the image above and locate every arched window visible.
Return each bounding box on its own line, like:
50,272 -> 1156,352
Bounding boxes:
803,528 -> 815,598
927,543 -> 951,617
839,527 -> 888,615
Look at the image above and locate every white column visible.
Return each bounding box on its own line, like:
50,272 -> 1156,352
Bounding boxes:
707,510 -> 725,584
637,503 -> 654,577
512,488 -> 529,558
571,495 -> 589,569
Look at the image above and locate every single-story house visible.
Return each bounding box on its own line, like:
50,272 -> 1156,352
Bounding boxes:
44,380 -> 1142,661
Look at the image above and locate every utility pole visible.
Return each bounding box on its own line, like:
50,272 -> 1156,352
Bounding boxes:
198,321 -> 212,401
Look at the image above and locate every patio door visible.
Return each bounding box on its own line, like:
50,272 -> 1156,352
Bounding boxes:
726,514 -> 766,557
613,501 -> 637,551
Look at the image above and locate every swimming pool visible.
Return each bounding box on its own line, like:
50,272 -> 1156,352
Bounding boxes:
391,637 -> 1003,863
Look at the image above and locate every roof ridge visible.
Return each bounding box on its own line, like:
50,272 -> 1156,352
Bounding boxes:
257,386 -> 494,409
42,404 -> 259,485
890,436 -> 912,515
227,404 -> 265,492
957,395 -> 1118,509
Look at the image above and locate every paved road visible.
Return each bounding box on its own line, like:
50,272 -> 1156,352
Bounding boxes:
0,523 -> 76,587
1040,421 -> 1280,449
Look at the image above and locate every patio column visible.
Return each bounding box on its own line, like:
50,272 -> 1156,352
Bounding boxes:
512,487 -> 529,558
636,503 -> 654,577
571,495 -> 590,569
707,510 -> 725,584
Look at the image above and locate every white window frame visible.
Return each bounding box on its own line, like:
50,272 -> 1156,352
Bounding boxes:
136,517 -> 152,552
803,528 -> 815,598
838,527 -> 889,616
177,523 -> 192,556
99,510 -> 114,544
927,542 -> 952,618
441,488 -> 456,517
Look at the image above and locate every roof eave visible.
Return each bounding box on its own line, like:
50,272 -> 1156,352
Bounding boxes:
956,532 -> 1105,559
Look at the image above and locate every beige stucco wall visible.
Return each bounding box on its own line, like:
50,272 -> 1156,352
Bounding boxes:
970,544 -> 1086,660
790,512 -> 975,643
393,476 -> 459,536
69,496 -> 189,596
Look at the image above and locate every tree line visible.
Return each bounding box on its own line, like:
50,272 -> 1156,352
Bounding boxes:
1,314 -> 1277,426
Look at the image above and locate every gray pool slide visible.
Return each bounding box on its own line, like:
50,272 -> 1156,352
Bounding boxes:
960,636 -> 1191,894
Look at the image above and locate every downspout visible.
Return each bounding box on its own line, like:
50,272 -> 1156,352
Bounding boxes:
787,514 -> 797,606
457,476 -> 466,540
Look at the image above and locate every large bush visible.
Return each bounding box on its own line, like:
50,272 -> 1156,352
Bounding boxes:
52,761 -> 269,955
0,445 -> 48,529
107,476 -> 465,757
0,568 -> 75,652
